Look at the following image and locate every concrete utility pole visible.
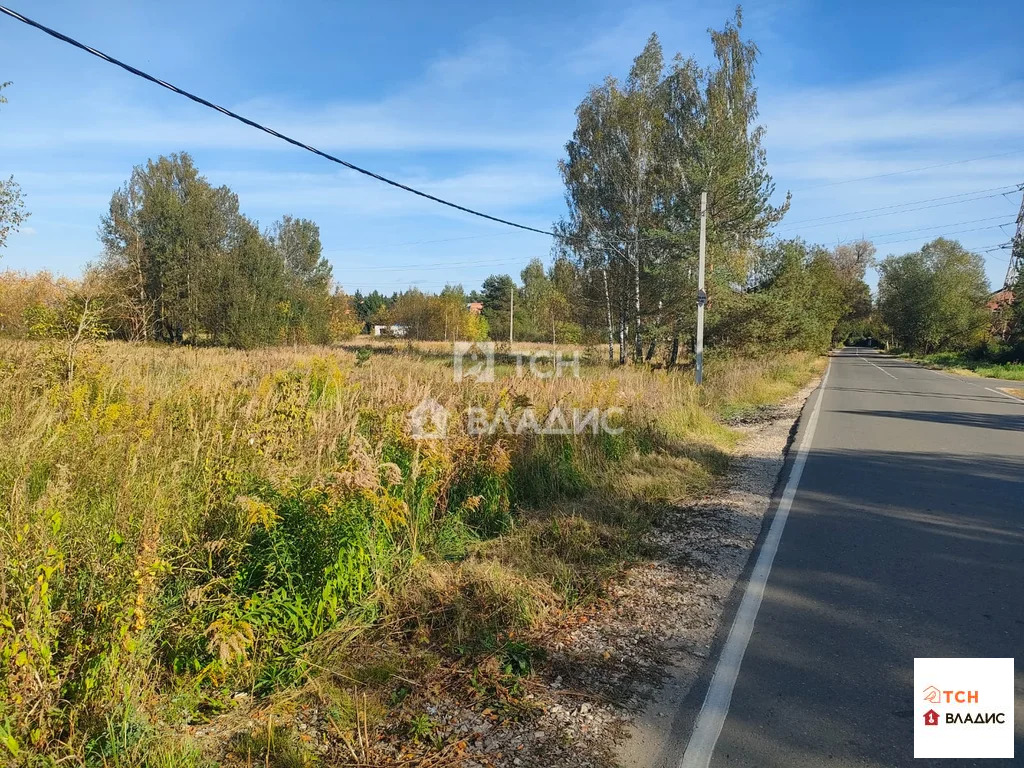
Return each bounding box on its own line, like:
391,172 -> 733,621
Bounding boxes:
509,286 -> 514,345
1003,189 -> 1023,290
695,190 -> 708,385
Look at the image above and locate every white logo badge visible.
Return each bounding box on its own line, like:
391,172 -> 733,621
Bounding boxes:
409,398 -> 449,440
914,657 -> 1014,758
453,341 -> 495,383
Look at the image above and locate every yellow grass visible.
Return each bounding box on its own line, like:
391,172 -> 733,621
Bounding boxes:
0,338 -> 820,765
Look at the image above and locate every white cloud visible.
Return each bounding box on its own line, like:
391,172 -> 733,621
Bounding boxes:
217,163 -> 562,220
1,0 -> 1018,295
761,69 -> 1022,179
1,33 -> 572,157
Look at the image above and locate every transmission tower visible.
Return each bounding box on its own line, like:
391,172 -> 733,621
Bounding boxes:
1004,188 -> 1024,290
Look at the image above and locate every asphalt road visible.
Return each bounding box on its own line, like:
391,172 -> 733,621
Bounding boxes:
685,348 -> 1023,767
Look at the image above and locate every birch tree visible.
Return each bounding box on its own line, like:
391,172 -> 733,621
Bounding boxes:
557,11 -> 788,363
0,82 -> 28,251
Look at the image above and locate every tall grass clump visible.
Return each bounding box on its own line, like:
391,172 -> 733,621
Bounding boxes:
0,339 -> 819,764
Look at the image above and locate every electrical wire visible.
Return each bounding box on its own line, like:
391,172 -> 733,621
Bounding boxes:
323,231 -> 523,254
873,223 -> 1012,247
0,4 -> 556,238
776,184 -> 1021,228
4,3 -> 1019,265
792,150 -> 1024,191
862,215 -> 1011,242
356,258 -> 540,272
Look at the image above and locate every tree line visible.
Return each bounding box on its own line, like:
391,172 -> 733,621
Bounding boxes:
95,153 -> 351,347
553,12 -> 794,363
876,237 -> 1024,359
2,20 -> 1021,363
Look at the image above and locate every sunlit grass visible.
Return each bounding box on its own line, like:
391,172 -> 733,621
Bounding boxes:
911,351 -> 1024,381
0,338 -> 819,765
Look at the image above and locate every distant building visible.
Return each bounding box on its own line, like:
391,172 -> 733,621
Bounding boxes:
371,324 -> 408,337
467,301 -> 484,315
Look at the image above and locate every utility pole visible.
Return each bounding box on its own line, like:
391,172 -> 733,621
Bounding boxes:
509,286 -> 514,345
695,190 -> 708,385
1003,189 -> 1023,290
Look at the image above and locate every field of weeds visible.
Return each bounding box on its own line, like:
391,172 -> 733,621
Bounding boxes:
0,339 -> 820,766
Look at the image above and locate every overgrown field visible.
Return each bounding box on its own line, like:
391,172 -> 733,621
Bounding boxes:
0,340 -> 820,766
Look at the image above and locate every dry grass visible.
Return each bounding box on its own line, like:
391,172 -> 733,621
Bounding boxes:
0,338 -> 820,766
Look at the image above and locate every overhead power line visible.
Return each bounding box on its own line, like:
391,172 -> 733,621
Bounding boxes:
793,150 -> 1024,191
5,3 -> 1019,265
777,183 -> 1022,229
324,231 -> 523,254
976,242 -> 1012,252
873,223 -> 1013,247
0,4 -> 556,238
356,257 -> 537,272
861,215 -> 1011,242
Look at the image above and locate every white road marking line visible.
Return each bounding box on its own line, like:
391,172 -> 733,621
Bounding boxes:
921,363 -> 1019,396
985,386 -> 1024,403
678,361 -> 832,768
855,349 -> 897,379
926,367 -> 986,390
864,364 -> 897,382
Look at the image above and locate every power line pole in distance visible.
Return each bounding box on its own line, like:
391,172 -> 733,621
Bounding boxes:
696,190 -> 708,385
1003,189 -> 1023,290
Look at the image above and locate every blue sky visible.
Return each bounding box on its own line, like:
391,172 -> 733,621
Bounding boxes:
1,0 -> 1022,294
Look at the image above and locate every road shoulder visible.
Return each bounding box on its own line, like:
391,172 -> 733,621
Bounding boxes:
615,374 -> 823,768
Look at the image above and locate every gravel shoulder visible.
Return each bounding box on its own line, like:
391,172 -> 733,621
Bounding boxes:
181,372 -> 823,768
615,377 -> 819,767
429,375 -> 822,768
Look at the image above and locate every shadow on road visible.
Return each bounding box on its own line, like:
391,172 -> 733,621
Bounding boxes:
660,447 -> 1024,768
835,408 -> 1024,432
827,385 -> 1019,407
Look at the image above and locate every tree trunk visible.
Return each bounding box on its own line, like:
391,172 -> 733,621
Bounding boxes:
134,230 -> 149,341
602,266 -> 614,362
633,253 -> 643,363
618,314 -> 627,365
669,332 -> 680,366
